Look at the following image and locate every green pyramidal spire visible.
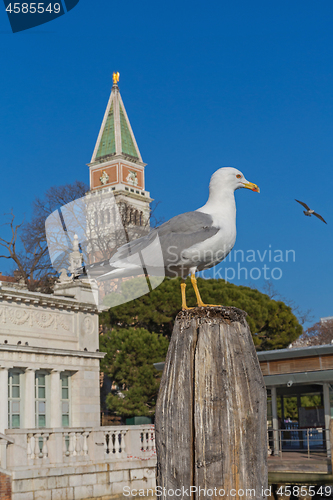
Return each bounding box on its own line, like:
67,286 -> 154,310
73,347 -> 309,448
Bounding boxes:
96,102 -> 116,159
119,103 -> 139,158
91,75 -> 142,163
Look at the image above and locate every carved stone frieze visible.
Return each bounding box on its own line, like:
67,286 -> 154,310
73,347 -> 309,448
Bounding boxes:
7,308 -> 31,326
0,304 -> 74,334
34,311 -> 55,329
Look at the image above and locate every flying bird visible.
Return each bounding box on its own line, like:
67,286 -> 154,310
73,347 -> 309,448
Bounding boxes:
83,167 -> 260,309
295,200 -> 327,224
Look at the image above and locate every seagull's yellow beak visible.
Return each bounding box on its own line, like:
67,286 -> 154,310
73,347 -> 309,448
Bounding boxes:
243,181 -> 260,193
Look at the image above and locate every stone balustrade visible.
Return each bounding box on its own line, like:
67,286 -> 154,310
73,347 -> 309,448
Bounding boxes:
103,427 -> 127,457
2,425 -> 157,500
4,424 -> 156,469
140,427 -> 156,456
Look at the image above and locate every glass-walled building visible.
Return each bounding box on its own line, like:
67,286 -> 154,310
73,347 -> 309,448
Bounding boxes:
258,345 -> 333,456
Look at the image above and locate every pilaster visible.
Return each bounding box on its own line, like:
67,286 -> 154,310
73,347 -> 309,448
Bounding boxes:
24,368 -> 35,429
50,370 -> 62,428
0,367 -> 9,433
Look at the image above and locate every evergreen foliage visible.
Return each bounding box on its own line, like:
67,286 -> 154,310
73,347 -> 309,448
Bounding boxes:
100,327 -> 169,417
100,277 -> 302,350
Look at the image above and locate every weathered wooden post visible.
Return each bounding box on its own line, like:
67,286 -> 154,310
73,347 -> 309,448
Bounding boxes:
155,307 -> 268,499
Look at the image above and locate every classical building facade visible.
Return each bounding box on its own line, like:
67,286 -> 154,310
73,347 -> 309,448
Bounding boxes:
0,276 -> 156,500
0,278 -> 101,436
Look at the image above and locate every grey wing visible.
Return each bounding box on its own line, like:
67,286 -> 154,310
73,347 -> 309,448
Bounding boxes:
111,211 -> 219,269
313,212 -> 327,224
157,211 -> 216,237
157,211 -> 219,267
295,199 -> 310,210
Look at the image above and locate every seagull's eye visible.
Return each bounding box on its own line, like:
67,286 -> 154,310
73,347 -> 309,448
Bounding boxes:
236,174 -> 242,179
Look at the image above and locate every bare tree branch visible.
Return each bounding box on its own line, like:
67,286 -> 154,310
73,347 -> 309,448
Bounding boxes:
291,319 -> 333,347
0,182 -> 88,292
261,280 -> 314,326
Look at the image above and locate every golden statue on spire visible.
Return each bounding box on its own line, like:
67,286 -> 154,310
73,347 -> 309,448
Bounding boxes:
113,72 -> 120,85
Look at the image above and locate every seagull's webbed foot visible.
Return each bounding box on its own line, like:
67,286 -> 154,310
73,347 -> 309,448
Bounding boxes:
181,275 -> 222,309
190,274 -> 221,308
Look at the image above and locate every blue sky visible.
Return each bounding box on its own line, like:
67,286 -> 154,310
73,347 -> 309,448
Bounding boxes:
1,0 -> 333,328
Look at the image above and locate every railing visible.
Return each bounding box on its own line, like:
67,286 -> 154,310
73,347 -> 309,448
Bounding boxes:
140,427 -> 156,455
104,428 -> 126,457
63,430 -> 90,458
103,426 -> 156,460
27,431 -> 50,460
4,424 -> 156,469
268,427 -> 331,459
25,429 -> 91,462
6,424 -> 332,468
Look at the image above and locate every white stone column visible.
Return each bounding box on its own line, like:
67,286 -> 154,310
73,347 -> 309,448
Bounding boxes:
50,370 -> 62,428
0,367 -> 9,433
24,368 -> 35,429
271,386 -> 280,456
323,382 -> 331,457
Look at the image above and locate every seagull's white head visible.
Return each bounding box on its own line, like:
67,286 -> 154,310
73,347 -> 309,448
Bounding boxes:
209,167 -> 260,194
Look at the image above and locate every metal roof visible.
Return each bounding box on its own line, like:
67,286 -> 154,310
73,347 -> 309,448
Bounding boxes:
264,369 -> 333,387
257,343 -> 333,362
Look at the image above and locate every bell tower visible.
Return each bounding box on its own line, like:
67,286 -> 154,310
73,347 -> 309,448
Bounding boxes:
85,73 -> 152,262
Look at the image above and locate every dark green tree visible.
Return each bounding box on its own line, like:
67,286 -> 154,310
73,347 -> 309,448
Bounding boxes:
100,277 -> 302,350
100,327 -> 169,418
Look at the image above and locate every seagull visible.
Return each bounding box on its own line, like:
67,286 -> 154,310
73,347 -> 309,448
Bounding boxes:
295,200 -> 327,224
83,167 -> 260,309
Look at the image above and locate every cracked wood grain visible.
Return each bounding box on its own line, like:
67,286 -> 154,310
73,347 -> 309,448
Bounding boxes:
155,307 -> 268,500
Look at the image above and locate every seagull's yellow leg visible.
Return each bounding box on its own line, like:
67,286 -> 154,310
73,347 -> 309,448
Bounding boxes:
191,273 -> 207,307
190,273 -> 221,308
181,282 -> 189,310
